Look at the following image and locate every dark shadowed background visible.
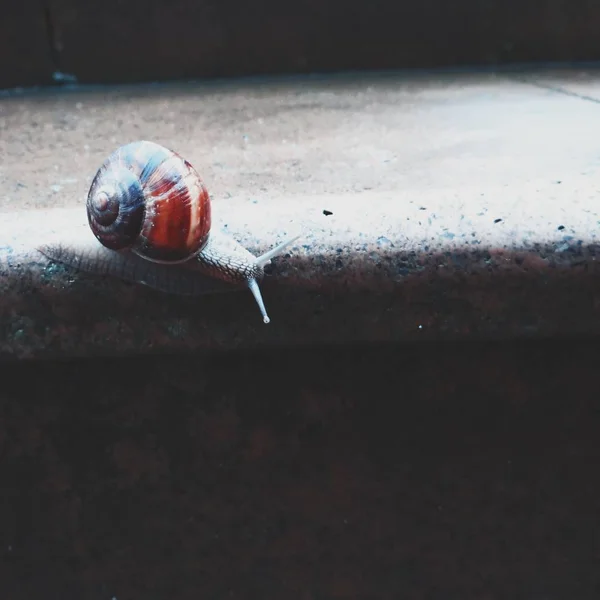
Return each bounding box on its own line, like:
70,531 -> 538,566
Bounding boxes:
0,338 -> 600,599
4,0 -> 600,89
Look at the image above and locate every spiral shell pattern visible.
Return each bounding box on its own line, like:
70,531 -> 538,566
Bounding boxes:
86,140 -> 211,263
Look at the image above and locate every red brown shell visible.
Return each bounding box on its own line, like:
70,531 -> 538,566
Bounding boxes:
86,140 -> 212,263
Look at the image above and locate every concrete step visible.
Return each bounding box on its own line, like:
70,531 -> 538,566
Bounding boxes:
2,67 -> 600,359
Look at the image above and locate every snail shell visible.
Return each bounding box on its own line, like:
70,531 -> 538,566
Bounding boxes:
87,140 -> 211,263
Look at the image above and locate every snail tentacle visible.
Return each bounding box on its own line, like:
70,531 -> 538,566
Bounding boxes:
194,228 -> 301,324
255,234 -> 302,268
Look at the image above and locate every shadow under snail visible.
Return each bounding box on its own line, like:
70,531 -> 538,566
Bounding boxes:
37,140 -> 301,324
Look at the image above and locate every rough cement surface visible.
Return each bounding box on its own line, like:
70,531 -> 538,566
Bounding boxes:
0,340 -> 600,598
2,69 -> 600,358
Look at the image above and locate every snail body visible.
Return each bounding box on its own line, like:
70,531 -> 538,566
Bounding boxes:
40,140 -> 300,324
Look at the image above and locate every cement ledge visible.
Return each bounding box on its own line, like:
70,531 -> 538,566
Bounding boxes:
1,186 -> 600,360
4,68 -> 600,359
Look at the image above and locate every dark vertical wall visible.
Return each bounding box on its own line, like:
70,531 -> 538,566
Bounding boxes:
1,2 -> 57,89
3,0 -> 600,89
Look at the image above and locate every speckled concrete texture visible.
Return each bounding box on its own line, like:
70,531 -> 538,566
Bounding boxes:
3,68 -> 600,358
1,339 -> 600,599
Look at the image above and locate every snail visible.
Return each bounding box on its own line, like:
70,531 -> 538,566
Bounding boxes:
37,140 -> 301,324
